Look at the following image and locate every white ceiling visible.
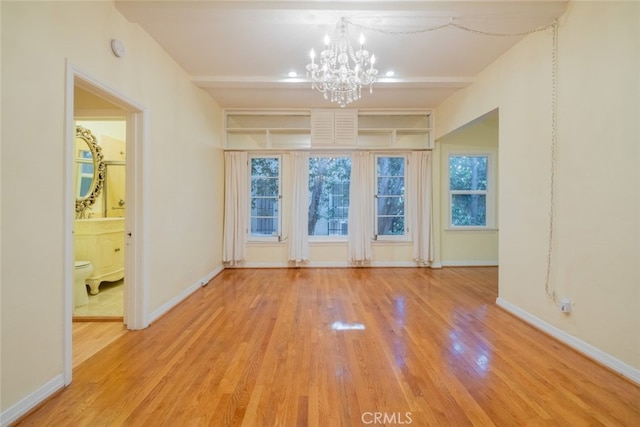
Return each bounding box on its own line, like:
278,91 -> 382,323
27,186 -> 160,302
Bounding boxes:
115,0 -> 567,109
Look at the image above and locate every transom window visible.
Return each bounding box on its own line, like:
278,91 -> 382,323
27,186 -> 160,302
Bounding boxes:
375,155 -> 406,238
449,154 -> 489,227
250,156 -> 281,239
308,156 -> 351,237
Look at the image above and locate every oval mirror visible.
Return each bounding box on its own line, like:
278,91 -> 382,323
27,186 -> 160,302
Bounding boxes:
75,126 -> 105,218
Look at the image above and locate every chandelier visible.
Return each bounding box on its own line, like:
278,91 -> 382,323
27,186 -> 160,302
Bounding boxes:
306,18 -> 378,107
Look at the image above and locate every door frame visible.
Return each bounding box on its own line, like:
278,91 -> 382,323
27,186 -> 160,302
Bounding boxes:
64,62 -> 150,385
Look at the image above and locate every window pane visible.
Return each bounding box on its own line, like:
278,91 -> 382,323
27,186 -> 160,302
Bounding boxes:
251,157 -> 279,177
449,156 -> 488,191
308,157 -> 351,236
377,177 -> 405,196
251,177 -> 279,197
451,194 -> 487,226
377,217 -> 404,235
377,156 -> 405,176
251,197 -> 279,217
251,217 -> 278,236
79,177 -> 92,197
377,196 -> 404,216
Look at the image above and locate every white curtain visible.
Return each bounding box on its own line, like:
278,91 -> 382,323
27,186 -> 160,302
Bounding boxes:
222,151 -> 248,266
348,152 -> 373,264
408,151 -> 434,264
289,152 -> 309,263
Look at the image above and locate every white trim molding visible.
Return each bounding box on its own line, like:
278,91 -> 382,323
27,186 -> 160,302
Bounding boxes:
1,375 -> 64,427
496,298 -> 640,385
230,261 -> 439,269
148,265 -> 224,324
441,260 -> 498,267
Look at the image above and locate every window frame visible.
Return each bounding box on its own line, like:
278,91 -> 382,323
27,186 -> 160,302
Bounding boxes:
447,152 -> 495,230
248,154 -> 282,242
308,154 -> 351,242
374,154 -> 409,241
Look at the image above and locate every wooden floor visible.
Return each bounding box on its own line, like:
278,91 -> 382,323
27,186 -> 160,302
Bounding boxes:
72,321 -> 127,369
16,268 -> 640,426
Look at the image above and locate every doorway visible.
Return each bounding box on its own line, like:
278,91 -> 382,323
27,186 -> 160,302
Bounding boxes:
73,115 -> 127,320
64,65 -> 148,385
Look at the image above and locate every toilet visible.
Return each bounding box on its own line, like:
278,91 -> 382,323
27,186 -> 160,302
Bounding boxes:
74,261 -> 94,307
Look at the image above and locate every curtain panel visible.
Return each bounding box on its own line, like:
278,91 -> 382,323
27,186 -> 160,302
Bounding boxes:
222,151 -> 248,265
408,151 -> 434,264
289,152 -> 310,263
348,151 -> 374,264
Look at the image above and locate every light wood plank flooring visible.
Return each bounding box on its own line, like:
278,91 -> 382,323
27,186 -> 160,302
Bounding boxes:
15,268 -> 640,426
72,322 -> 127,369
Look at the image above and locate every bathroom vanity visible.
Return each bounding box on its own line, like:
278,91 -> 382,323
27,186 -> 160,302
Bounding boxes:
74,218 -> 125,294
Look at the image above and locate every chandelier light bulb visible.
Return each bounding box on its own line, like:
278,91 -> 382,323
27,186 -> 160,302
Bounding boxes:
305,18 -> 379,107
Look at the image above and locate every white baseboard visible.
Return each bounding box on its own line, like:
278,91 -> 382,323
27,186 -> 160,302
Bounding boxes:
1,374 -> 64,427
149,265 -> 224,324
496,297 -> 640,385
232,261 -> 438,268
441,260 -> 498,267
370,261 -> 423,267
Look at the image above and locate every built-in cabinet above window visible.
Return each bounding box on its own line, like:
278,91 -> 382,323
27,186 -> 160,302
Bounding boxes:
225,110 -> 311,150
224,108 -> 433,151
358,111 -> 433,149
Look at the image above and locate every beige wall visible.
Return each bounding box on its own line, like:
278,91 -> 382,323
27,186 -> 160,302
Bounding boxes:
436,112 -> 499,266
436,1 -> 639,371
76,120 -> 126,146
1,0 -> 224,414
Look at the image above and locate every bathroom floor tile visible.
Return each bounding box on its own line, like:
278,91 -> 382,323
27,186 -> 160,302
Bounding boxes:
73,279 -> 124,317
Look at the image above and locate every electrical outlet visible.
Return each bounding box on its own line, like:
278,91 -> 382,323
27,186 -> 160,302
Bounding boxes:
559,298 -> 572,314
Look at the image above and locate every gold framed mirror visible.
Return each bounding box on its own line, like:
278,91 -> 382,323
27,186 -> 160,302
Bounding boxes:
75,125 -> 105,218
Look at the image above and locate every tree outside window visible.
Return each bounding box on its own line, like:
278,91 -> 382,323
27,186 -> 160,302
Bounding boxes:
376,156 -> 406,237
308,156 -> 351,237
449,155 -> 488,227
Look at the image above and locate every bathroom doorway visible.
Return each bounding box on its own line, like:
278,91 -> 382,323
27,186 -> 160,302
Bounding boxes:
64,66 -> 148,385
73,116 -> 127,319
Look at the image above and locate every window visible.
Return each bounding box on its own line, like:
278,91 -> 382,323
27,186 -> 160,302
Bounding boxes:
449,154 -> 489,227
375,155 -> 406,238
250,156 -> 281,239
308,156 -> 351,237
76,149 -> 94,198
